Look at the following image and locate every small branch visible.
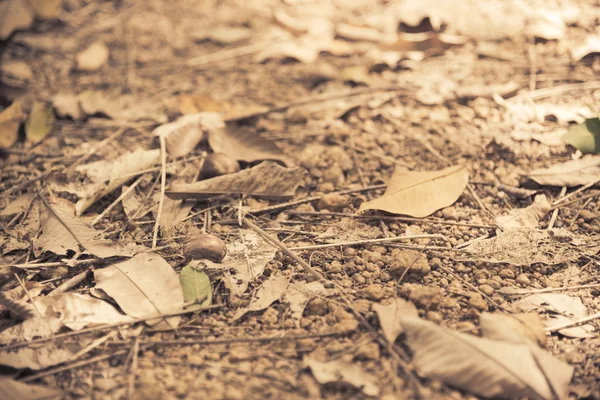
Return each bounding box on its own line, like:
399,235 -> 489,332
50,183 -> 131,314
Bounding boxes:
152,135 -> 167,249
289,234 -> 449,251
553,179 -> 600,206
48,270 -> 90,295
14,274 -> 41,318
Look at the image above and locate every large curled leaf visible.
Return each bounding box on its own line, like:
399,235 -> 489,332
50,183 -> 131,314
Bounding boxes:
359,164 -> 469,217
153,112 -> 224,158
524,156 -> 600,187
94,252 -> 184,329
180,262 -> 212,310
401,316 -> 559,400
562,118 -> 600,154
167,161 -> 307,200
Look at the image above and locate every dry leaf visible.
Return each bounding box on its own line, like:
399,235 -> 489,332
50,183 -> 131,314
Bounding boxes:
0,98 -> 28,148
255,39 -> 320,64
94,252 -> 184,329
401,316 -> 563,400
180,261 -> 212,310
0,0 -> 34,40
52,92 -> 85,120
78,90 -> 167,123
463,228 -> 593,265
204,230 -> 277,296
208,125 -> 295,166
305,357 -> 380,397
0,193 -> 35,217
496,194 -> 551,229
516,293 -> 595,338
0,317 -> 63,345
570,35 -> 600,63
0,339 -> 92,370
25,101 -> 54,143
153,112 -> 223,158
373,298 -> 418,343
33,293 -> 135,330
0,377 -> 64,400
0,291 -> 36,319
283,281 -> 330,325
76,41 -> 110,71
524,156 -> 600,187
167,161 -> 307,200
34,198 -> 135,258
359,164 -> 469,217
28,0 -> 62,19
233,272 -> 290,320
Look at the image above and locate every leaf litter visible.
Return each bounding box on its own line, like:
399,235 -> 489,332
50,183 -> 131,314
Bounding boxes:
1,0 -> 600,398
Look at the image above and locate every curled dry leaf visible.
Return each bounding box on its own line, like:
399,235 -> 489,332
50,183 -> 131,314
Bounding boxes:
524,156 -> 600,187
167,161 -> 307,200
233,272 -> 290,320
208,125 -> 295,166
373,298 -> 418,343
359,164 -> 469,217
34,198 -> 136,258
401,316 -> 569,400
0,377 -> 64,400
496,194 -> 551,229
94,252 -> 184,330
305,356 -> 380,397
153,112 -> 224,158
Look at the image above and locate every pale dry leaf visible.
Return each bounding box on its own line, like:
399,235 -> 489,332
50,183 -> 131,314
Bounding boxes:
525,9 -> 566,40
516,293 -> 595,338
0,193 -> 35,217
570,35 -> 600,63
153,112 -> 224,158
208,125 -> 295,166
28,0 -> 62,19
479,313 -> 573,400
305,357 -> 380,397
52,92 -> 85,120
74,148 -> 160,215
78,90 -> 167,123
373,298 -> 418,343
0,339 -> 91,370
167,161 -> 307,200
255,39 -> 320,64
463,228 -> 592,265
359,164 -> 469,217
0,318 -> 63,345
211,230 -> 277,296
1,60 -> 33,82
0,377 -> 64,400
94,252 -> 184,329
0,97 -> 28,148
401,316 -> 558,400
524,156 -> 600,187
496,194 -> 551,229
233,272 -> 291,320
34,198 -> 135,258
33,293 -> 135,330
76,41 -> 110,71
0,0 -> 34,40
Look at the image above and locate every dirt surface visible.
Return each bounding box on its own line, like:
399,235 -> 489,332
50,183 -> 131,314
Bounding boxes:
1,0 -> 600,399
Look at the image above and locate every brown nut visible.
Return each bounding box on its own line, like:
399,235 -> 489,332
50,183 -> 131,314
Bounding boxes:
201,153 -> 240,179
183,233 -> 227,262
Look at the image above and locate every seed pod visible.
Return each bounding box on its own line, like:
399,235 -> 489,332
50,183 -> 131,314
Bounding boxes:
201,153 -> 240,179
183,233 -> 227,262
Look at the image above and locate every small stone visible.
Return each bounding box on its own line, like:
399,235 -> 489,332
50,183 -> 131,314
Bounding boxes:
95,377 -> 118,392
317,193 -> 348,211
455,321 -> 477,332
261,307 -> 279,325
344,247 -> 357,256
306,298 -> 329,316
468,293 -> 489,311
515,273 -> 531,285
353,274 -> 366,284
332,318 -> 359,334
407,285 -> 442,309
319,182 -> 335,193
429,257 -> 442,270
333,307 -> 354,322
439,297 -> 460,309
352,299 -> 371,314
499,269 -> 515,279
441,207 -> 458,220
326,261 -> 343,273
362,250 -> 382,263
579,210 -> 595,222
388,249 -> 431,277
370,246 -> 387,255
479,284 -> 495,296
323,163 -> 345,186
426,311 -> 443,324
364,284 -> 385,301
355,342 -> 380,360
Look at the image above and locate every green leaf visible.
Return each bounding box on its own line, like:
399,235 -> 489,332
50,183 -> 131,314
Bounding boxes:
180,262 -> 212,311
25,101 -> 54,143
563,118 -> 600,154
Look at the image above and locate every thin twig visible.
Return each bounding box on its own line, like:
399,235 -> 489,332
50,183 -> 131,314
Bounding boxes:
48,270 -> 90,295
13,274 -> 41,318
467,184 -> 496,219
9,258 -> 103,270
127,334 -> 141,400
289,234 -> 449,251
547,186 -> 566,229
0,169 -> 55,200
551,191 -> 600,209
152,135 -> 167,249
545,312 -> 600,333
502,283 -> 600,297
552,179 -> 600,206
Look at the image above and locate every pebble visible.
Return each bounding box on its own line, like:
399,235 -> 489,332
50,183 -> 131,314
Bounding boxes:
344,247 -> 357,256
468,293 -> 489,311
441,207 -> 459,220
332,319 -> 359,334
355,342 -> 380,360
352,299 -> 371,314
426,311 -> 443,324
407,285 -> 442,309
515,273 -> 531,285
333,307 -> 354,322
326,261 -> 342,273
362,250 -> 382,263
479,284 -> 495,296
370,245 -> 387,255
388,249 -> 431,277
261,307 -> 279,324
319,182 -> 335,193
306,298 -> 329,316
455,321 -> 477,332
317,193 -> 348,212
498,268 -> 515,279
364,284 -> 385,301
429,257 -> 442,270
323,163 -> 345,186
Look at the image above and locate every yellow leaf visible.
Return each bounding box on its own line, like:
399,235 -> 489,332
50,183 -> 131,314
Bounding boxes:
25,101 -> 54,143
